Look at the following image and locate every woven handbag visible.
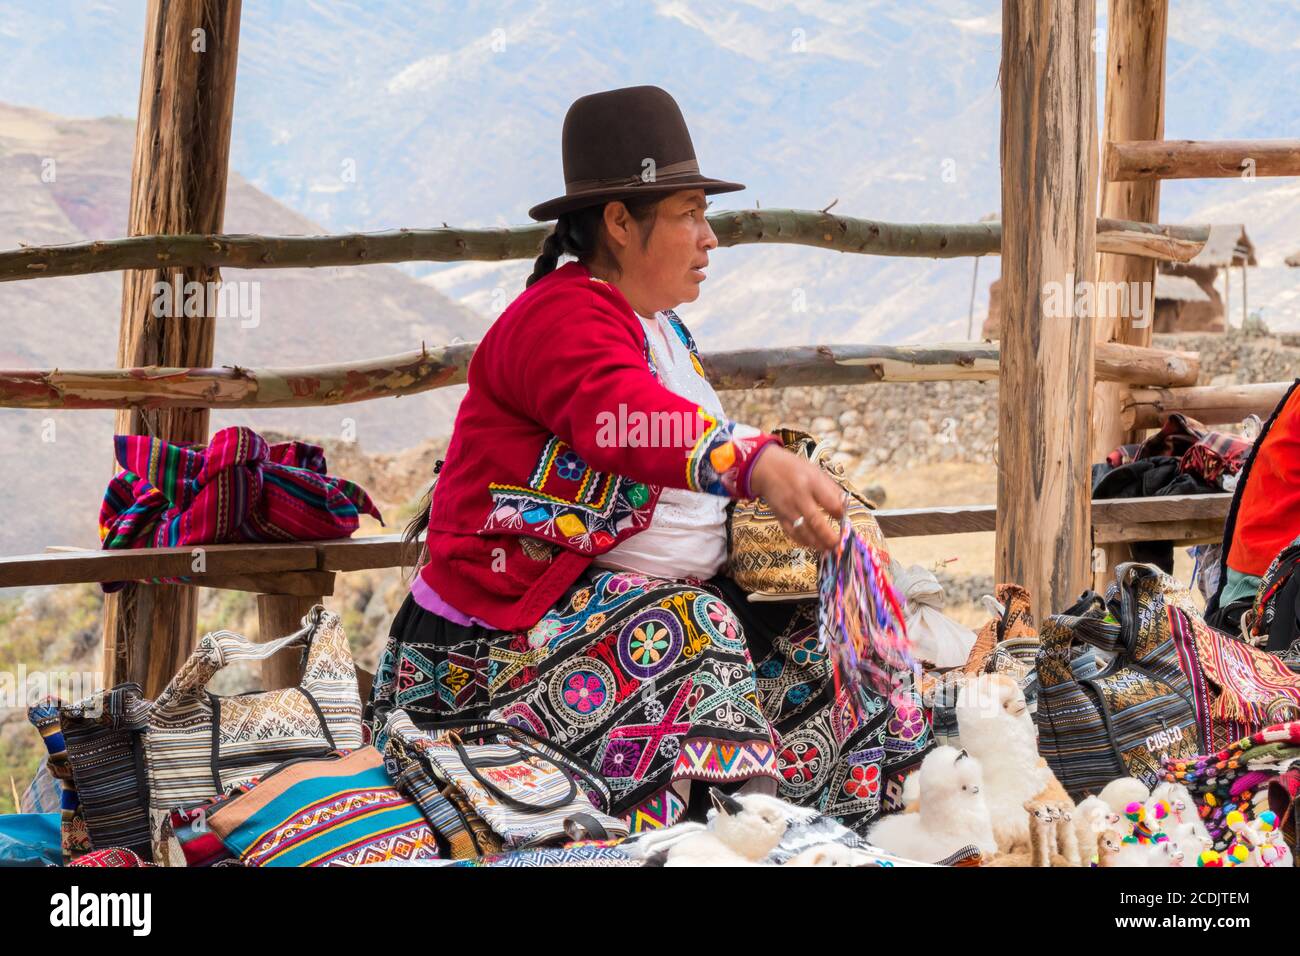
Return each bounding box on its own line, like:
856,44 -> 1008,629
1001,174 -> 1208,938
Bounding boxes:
204,747 -> 442,867
59,683 -> 153,861
1036,563 -> 1203,798
727,427 -> 887,600
26,697 -> 90,862
383,709 -> 626,855
144,606 -> 363,864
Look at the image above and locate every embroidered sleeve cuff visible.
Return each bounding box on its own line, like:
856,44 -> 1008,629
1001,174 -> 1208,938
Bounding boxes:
687,417 -> 780,498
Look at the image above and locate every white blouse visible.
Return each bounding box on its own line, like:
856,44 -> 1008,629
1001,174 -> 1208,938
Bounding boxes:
591,311 -> 730,581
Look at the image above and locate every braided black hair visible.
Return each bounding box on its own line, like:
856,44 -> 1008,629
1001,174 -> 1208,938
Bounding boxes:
527,196 -> 662,288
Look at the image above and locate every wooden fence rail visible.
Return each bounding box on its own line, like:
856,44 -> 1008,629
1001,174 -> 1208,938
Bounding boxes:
1123,382 -> 1293,430
0,210 -> 1211,283
1106,139 -> 1300,181
0,493 -> 1232,590
0,340 -> 1200,410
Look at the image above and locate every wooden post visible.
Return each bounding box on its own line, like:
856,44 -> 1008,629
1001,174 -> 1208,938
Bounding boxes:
1092,0 -> 1168,586
256,594 -> 322,690
102,0 -> 243,696
997,0 -> 1099,621
1242,264 -> 1248,325
1224,266 -> 1231,329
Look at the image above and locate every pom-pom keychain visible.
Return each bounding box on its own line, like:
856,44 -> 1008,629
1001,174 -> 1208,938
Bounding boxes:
1125,802 -> 1153,844
817,496 -> 915,713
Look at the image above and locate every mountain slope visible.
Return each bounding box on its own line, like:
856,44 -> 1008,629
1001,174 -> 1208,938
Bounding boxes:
0,101 -> 486,555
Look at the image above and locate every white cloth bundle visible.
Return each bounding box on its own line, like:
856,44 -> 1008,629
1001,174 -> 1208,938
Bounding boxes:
890,560 -> 978,669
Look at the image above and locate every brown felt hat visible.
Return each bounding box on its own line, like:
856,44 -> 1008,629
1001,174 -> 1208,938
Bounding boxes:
528,85 -> 745,222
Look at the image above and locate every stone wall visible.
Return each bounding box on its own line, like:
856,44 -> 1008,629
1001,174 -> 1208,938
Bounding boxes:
722,379 -> 999,482
720,331 -> 1295,483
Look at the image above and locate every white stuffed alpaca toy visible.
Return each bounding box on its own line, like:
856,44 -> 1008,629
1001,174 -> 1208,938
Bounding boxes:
1072,795 -> 1120,864
956,673 -> 1077,862
1098,776 -> 1149,815
663,790 -> 788,867
867,746 -> 998,862
1148,782 -> 1212,860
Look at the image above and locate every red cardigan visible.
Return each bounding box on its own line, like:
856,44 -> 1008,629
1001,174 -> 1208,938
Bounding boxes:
418,260 -> 778,631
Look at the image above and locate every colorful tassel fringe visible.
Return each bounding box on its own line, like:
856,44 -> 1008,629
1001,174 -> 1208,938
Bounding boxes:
817,507 -> 915,712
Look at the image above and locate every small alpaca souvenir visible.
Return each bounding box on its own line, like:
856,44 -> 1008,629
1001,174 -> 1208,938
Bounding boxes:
1122,800 -> 1169,845
1096,828 -> 1144,867
1025,803 -> 1059,867
1096,827 -> 1172,867
956,674 -> 1075,858
1098,776 -> 1150,815
1026,785 -> 1081,866
783,843 -> 861,867
867,747 -> 997,863
1225,809 -> 1294,868
663,789 -> 788,867
1147,783 -> 1212,862
1155,840 -> 1186,867
1073,796 -> 1120,864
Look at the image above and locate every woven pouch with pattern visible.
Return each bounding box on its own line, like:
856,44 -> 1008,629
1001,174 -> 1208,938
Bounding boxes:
727,427 -> 887,601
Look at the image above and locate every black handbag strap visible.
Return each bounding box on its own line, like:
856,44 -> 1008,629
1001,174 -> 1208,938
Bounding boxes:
451,738 -> 578,813
208,687 -> 336,793
412,717 -> 611,809
564,812 -> 611,842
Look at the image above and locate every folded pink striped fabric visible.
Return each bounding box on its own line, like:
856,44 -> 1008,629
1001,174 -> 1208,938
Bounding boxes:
98,426 -> 382,591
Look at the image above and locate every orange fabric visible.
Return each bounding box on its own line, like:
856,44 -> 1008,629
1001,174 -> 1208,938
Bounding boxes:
962,584 -> 1036,676
1227,386 -> 1300,577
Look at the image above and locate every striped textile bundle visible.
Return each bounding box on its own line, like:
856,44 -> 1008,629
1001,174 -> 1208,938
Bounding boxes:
384,724 -> 483,860
145,607 -> 363,865
98,426 -> 382,591
205,748 -> 442,867
20,759 -> 63,814
60,684 -> 154,860
1162,721 -> 1300,849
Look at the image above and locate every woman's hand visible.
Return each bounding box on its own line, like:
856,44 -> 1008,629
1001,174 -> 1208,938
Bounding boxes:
746,447 -> 846,552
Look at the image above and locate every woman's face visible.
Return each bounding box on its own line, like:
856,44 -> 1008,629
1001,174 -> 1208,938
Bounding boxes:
601,189 -> 718,316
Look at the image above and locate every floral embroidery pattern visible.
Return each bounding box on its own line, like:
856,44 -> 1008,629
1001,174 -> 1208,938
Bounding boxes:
617,608 -> 684,680
563,671 -> 607,714
600,739 -> 643,779
555,449 -> 587,481
886,695 -> 926,742
842,763 -> 880,800
484,436 -> 656,554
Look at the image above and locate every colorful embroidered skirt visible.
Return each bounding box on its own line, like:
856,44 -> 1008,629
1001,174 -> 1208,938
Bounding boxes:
368,569 -> 930,834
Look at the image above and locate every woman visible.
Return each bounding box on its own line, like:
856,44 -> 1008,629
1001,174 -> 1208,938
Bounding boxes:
369,85 -> 930,833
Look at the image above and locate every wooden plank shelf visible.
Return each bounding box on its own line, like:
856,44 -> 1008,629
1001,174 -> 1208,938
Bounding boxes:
0,493 -> 1234,589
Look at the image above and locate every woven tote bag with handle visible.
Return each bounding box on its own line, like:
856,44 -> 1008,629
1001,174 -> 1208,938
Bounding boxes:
727,427 -> 888,601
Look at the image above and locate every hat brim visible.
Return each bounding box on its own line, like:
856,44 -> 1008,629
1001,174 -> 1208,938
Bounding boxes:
528,176 -> 745,222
